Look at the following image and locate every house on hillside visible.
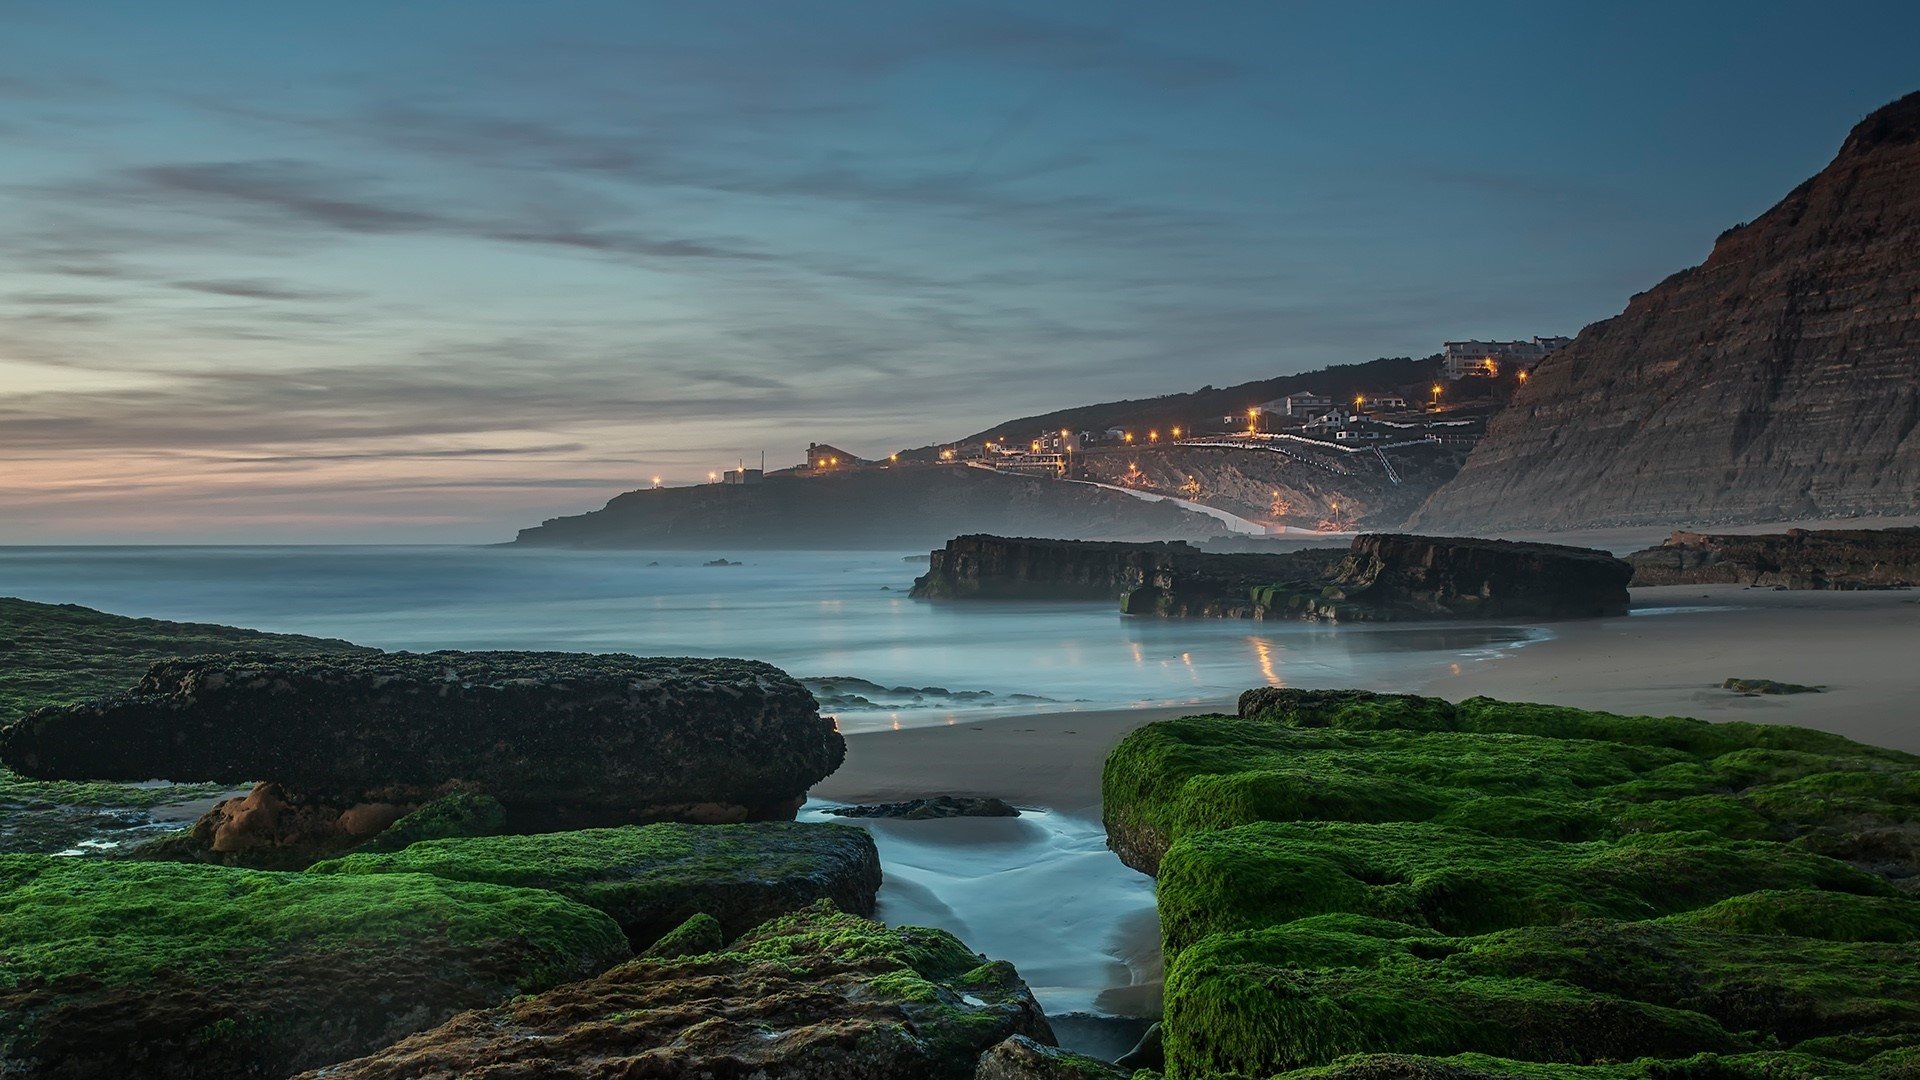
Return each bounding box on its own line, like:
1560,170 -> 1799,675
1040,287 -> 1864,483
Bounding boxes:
802,443 -> 863,470
1258,391 -> 1335,418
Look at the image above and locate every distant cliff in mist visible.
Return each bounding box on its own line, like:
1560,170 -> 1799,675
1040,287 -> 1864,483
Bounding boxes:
511,467 -> 1231,550
1414,91 -> 1920,532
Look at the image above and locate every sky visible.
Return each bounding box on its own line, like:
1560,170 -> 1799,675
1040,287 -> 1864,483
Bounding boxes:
2,2 -> 1917,543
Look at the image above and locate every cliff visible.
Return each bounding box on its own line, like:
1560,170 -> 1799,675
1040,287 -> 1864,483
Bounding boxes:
1414,91 -> 1920,531
512,466 -> 1229,550
1625,527 -> 1920,588
911,533 -> 1629,622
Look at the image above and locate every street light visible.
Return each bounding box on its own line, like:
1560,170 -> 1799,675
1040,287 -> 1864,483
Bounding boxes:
1172,426 -> 1182,439
1123,431 -> 1134,443
651,476 -> 662,488
1148,430 -> 1159,443
709,471 -> 719,482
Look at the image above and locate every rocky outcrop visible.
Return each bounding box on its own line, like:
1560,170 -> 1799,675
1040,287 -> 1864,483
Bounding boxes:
1317,534 -> 1632,619
0,853 -> 630,1080
974,1035 -> 1130,1080
0,652 -> 845,859
911,535 -> 1220,599
915,533 -> 1627,622
295,901 -> 1054,1080
1414,92 -> 1920,531
1625,528 -> 1920,588
310,821 -> 883,948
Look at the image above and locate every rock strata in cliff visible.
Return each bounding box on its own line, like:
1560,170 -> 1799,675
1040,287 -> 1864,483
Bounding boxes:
1626,527 -> 1920,588
0,651 -> 845,864
912,533 -> 1629,622
1414,91 -> 1920,531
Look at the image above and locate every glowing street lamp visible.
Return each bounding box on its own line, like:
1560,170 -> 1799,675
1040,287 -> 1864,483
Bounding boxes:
651,476 -> 662,488
1171,426 -> 1182,439
1123,431 -> 1134,443
1148,430 -> 1159,443
1517,370 -> 1530,384
709,471 -> 719,482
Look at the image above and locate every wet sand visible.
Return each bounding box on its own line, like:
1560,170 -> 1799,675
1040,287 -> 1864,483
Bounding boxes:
1427,584 -> 1920,751
815,702 -> 1229,818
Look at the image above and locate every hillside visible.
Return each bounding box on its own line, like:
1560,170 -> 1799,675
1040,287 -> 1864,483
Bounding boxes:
511,466 -> 1234,549
901,354 -> 1446,459
1414,92 -> 1920,532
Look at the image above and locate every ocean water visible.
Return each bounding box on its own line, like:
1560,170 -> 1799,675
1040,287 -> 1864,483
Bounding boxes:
0,545 -> 1544,731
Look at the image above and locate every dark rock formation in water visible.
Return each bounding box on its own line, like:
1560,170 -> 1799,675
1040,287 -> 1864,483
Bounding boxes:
1413,92 -> 1920,531
1317,534 -> 1633,619
310,821 -> 883,948
825,795 -> 1022,819
295,901 -> 1055,1080
0,651 -> 845,857
1625,528 -> 1920,589
912,533 -> 1628,622
909,535 -> 1221,600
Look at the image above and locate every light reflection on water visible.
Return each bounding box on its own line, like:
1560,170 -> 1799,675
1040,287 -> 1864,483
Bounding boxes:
0,546 -> 1547,733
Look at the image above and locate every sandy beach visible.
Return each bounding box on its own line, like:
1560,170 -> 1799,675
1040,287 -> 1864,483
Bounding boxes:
823,583 -> 1920,811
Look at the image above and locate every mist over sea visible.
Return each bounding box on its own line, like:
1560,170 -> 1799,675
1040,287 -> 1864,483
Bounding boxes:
0,546 -> 1544,730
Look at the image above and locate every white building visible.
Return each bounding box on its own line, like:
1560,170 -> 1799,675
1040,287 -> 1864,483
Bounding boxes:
1442,337 -> 1571,380
1258,391 -> 1335,417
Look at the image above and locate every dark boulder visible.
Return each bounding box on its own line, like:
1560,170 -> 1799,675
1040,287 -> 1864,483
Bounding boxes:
0,651 -> 845,836
294,900 -> 1055,1080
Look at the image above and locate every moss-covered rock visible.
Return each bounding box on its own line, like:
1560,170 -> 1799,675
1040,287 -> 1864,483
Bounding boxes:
1157,821 -> 1883,955
1270,1050 -> 1886,1078
353,790 -> 505,853
294,900 -> 1053,1080
1112,690 -> 1920,1079
0,853 -> 629,1079
639,912 -> 724,958
310,820 -> 882,948
975,1034 -> 1133,1079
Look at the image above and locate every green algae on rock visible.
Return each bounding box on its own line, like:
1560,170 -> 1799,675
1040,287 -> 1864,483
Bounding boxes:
310,820 -> 882,948
1106,690 -> 1920,879
291,900 -> 1053,1080
1107,689 -> 1920,1079
0,853 -> 629,1079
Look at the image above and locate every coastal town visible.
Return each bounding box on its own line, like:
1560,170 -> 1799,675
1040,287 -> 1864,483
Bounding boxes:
682,337 -> 1568,533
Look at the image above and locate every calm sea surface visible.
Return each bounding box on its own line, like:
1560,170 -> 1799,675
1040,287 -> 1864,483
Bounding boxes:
0,546 -> 1545,732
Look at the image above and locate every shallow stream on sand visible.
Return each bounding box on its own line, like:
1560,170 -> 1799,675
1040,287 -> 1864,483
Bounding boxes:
800,801 -> 1158,1059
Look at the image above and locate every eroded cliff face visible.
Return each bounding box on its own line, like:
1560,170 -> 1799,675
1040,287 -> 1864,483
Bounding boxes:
1414,92 -> 1920,532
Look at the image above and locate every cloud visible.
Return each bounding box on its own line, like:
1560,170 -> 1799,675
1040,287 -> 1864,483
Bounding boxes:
170,278 -> 350,301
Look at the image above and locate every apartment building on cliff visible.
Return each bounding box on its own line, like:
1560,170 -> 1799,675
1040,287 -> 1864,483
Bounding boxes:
1442,336 -> 1571,380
